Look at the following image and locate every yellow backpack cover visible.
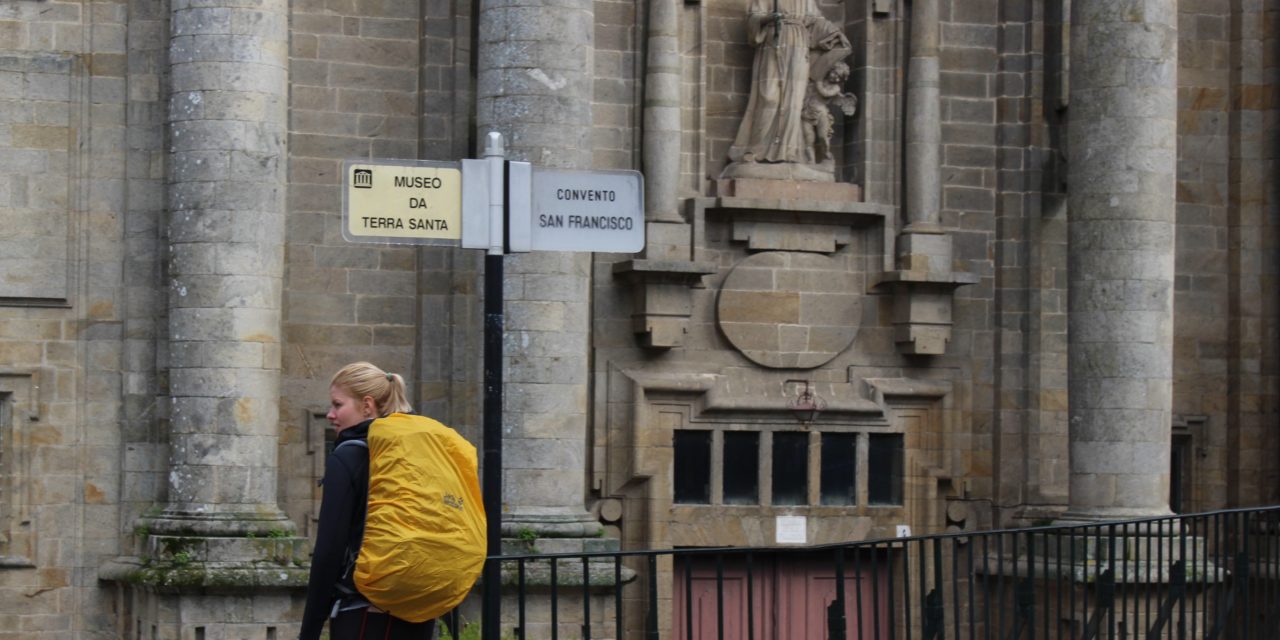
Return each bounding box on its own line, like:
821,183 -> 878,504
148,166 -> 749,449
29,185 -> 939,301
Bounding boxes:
353,413 -> 486,622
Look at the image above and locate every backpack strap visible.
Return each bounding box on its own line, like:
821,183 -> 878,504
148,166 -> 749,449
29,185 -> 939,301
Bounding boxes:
334,439 -> 368,453
331,438 -> 370,596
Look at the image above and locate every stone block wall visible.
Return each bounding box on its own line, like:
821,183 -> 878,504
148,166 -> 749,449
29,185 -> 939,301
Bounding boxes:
0,0 -> 163,634
594,0 -> 641,171
274,0 -> 487,533
0,0 -> 1274,635
1174,0 -> 1235,511
1172,0 -> 1280,510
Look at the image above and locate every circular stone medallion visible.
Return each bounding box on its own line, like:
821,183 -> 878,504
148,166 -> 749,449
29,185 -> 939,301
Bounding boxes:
716,251 -> 859,369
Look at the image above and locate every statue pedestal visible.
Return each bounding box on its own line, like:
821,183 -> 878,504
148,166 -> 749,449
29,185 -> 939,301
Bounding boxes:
719,158 -> 841,183
714,177 -> 861,202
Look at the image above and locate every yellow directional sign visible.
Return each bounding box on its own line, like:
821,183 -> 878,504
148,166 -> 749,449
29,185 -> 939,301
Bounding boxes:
343,160 -> 462,244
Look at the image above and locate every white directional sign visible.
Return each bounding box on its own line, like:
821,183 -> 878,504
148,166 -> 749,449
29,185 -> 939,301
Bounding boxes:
521,168 -> 644,253
348,154 -> 644,255
343,159 -> 462,244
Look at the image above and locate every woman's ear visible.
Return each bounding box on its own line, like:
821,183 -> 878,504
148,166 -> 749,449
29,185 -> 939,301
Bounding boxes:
361,395 -> 377,418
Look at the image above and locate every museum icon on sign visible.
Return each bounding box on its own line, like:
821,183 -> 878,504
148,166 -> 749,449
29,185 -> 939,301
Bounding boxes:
353,169 -> 373,189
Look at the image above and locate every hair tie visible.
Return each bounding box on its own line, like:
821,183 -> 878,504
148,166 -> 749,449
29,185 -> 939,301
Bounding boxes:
385,372 -> 394,381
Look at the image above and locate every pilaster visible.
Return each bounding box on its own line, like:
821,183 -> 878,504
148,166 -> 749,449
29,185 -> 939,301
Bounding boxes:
875,0 -> 975,356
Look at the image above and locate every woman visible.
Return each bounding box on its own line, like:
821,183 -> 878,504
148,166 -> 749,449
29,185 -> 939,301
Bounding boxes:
298,361 -> 435,640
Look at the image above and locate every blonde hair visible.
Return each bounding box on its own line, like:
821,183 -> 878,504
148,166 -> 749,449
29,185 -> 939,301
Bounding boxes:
330,361 -> 412,417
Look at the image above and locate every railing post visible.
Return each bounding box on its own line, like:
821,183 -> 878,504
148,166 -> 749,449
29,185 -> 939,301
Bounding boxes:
715,553 -> 725,640
747,552 -> 756,640
684,554 -> 694,640
1208,552 -> 1249,640
550,559 -> 559,639
923,589 -> 943,639
582,556 -> 591,640
830,547 -> 848,640
1145,560 -> 1185,639
1024,529 -> 1035,640
1083,568 -> 1115,640
615,556 -> 624,640
646,555 -> 660,640
828,599 -> 848,640
517,558 -> 527,639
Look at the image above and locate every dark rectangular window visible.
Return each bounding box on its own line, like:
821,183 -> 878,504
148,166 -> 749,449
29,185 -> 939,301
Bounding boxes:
820,432 -> 857,505
772,432 -> 809,506
868,434 -> 903,505
722,431 -> 759,504
674,430 -> 711,504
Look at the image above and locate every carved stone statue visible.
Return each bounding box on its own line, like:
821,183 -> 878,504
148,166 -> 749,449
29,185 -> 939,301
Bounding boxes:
802,61 -> 857,166
722,0 -> 854,183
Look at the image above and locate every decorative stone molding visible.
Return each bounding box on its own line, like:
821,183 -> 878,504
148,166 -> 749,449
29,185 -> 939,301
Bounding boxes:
596,367 -> 965,553
0,368 -> 48,568
688,197 -> 895,268
613,259 -> 716,349
98,535 -> 309,590
874,228 -> 978,355
0,53 -> 79,308
715,251 -> 860,369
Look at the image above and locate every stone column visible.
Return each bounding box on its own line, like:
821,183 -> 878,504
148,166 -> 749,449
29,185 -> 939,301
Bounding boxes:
904,0 -> 940,231
156,0 -> 293,533
643,0 -> 681,224
1063,0 -> 1177,521
477,0 -> 599,538
99,0 -> 306,635
880,0 -> 976,356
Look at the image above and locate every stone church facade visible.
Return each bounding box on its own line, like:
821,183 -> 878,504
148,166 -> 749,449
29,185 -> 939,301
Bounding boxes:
0,0 -> 1275,637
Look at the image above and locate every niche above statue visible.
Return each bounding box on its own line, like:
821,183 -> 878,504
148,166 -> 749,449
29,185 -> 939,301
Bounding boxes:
720,0 -> 857,186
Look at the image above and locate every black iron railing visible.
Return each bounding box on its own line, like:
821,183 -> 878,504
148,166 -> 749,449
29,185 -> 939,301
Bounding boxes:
453,506 -> 1280,639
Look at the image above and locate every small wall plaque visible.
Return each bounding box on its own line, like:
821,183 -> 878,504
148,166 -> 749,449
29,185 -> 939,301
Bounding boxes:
776,515 -> 807,544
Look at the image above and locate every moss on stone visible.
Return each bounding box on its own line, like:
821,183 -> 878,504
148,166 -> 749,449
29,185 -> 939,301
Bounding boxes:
101,556 -> 310,591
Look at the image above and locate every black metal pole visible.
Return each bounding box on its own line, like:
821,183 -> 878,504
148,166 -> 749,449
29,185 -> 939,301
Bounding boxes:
479,132 -> 507,640
481,251 -> 503,640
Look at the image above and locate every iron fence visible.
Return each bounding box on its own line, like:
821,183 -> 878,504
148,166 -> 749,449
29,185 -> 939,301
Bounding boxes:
456,506 -> 1280,640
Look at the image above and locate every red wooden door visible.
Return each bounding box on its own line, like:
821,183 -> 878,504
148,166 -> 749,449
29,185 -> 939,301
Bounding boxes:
672,556 -> 774,640
673,552 -> 889,640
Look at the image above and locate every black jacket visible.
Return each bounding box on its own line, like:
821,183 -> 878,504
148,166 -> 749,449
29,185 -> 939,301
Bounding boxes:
298,419 -> 372,640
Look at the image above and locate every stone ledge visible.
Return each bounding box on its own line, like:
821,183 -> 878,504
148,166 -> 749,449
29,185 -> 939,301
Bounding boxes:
99,556 -> 309,591
978,556 -> 1227,584
0,555 -> 35,569
874,270 -> 981,287
612,259 -> 717,279
697,196 -> 892,217
497,557 -> 637,591
715,177 -> 862,202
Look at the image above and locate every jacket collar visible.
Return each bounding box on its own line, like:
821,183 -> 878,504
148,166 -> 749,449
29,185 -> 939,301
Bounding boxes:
336,418 -> 373,443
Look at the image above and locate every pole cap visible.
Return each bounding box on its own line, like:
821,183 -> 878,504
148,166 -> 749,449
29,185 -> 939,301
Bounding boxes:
484,131 -> 504,158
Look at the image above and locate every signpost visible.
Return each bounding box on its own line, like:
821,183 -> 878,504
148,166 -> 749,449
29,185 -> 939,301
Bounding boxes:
525,167 -> 644,253
342,159 -> 463,244
344,135 -> 644,640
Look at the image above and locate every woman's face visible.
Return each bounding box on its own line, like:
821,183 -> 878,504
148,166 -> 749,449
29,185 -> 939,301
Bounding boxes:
327,385 -> 372,432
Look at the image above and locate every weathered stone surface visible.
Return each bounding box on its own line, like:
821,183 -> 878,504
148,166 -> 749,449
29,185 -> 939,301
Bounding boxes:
1063,0 -> 1178,520
717,251 -> 859,369
476,0 -> 599,539
1,0 -> 1277,635
715,178 -> 862,202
